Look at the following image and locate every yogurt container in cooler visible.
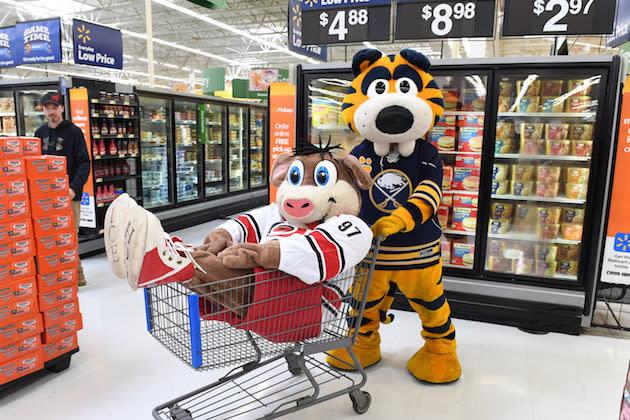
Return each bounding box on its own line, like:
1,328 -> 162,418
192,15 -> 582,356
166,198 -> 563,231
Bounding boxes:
545,123 -> 570,140
568,124 -> 594,140
519,96 -> 540,113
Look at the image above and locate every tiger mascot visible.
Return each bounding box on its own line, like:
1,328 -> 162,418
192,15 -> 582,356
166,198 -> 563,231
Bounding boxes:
326,49 -> 461,384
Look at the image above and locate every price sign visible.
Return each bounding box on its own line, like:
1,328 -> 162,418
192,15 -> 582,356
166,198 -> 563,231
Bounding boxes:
301,0 -> 391,45
395,0 -> 495,40
503,0 -> 616,36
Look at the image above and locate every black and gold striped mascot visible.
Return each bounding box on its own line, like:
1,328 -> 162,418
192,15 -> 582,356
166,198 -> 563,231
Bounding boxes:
326,49 -> 461,383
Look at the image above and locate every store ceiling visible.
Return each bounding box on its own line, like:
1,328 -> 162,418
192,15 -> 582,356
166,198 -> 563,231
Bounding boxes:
0,0 -> 618,90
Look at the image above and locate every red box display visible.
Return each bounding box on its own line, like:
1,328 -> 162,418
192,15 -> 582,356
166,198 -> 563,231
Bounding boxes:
0,177 -> 28,199
32,211 -> 74,238
0,314 -> 42,346
36,248 -> 79,276
0,296 -> 38,324
0,334 -> 40,364
0,196 -> 29,221
24,155 -> 67,179
0,277 -> 37,303
0,158 -> 25,178
0,138 -> 23,156
0,256 -> 35,281
42,333 -> 77,362
30,192 -> 72,218
0,218 -> 31,242
34,229 -> 76,256
36,268 -> 78,294
0,236 -> 35,262
0,349 -> 44,385
38,286 -> 76,312
28,175 -> 69,197
42,313 -> 82,344
21,138 -> 41,156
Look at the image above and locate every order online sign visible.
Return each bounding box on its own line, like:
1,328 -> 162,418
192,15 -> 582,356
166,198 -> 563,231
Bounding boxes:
73,19 -> 123,70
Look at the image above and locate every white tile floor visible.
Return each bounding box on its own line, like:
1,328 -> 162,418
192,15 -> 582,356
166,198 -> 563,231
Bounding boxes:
1,219 -> 629,420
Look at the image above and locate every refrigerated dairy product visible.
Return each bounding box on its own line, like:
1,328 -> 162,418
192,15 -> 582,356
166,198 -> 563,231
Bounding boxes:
537,166 -> 561,183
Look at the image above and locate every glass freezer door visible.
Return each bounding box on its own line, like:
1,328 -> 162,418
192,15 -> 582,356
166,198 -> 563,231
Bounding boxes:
249,106 -> 266,188
140,96 -> 173,208
0,90 -> 17,136
17,89 -> 48,136
424,73 -> 489,270
228,105 -> 247,192
203,103 -> 226,197
174,100 -> 200,202
486,73 -> 601,281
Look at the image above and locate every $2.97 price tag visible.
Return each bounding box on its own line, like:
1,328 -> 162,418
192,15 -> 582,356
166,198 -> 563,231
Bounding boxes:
503,0 -> 616,36
395,0 -> 495,40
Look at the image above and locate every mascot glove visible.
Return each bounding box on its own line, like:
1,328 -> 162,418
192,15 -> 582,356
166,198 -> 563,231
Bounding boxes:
371,214 -> 406,237
201,228 -> 233,254
218,242 -> 281,270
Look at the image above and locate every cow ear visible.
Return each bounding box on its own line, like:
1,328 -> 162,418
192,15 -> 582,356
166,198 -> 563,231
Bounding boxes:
341,154 -> 372,190
270,153 -> 294,187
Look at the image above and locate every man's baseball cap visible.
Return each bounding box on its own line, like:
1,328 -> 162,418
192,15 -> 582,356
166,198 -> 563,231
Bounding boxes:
41,91 -> 63,106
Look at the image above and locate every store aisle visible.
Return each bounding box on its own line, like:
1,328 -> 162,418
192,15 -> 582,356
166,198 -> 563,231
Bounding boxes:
1,219 -> 628,420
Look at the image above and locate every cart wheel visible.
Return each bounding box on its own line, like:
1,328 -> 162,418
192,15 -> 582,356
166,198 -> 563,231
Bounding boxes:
349,390 -> 371,414
285,354 -> 302,375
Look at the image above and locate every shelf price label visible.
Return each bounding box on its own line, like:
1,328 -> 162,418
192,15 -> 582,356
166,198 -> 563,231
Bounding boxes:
395,0 -> 495,40
503,0 -> 616,36
301,0 -> 391,45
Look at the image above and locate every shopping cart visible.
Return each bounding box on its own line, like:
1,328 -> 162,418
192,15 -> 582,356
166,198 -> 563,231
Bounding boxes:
144,238 -> 381,419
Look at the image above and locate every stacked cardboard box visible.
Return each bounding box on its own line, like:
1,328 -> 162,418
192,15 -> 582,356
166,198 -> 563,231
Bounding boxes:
0,137 -> 82,386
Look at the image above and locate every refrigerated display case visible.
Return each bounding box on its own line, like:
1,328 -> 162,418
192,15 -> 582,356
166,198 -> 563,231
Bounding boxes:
296,55 -> 623,334
174,100 -> 200,202
139,95 -> 173,209
228,105 -> 247,192
203,103 -> 226,197
249,105 -> 267,188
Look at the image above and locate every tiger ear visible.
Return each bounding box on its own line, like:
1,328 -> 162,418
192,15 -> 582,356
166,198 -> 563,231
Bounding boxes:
352,49 -> 382,76
400,49 -> 431,72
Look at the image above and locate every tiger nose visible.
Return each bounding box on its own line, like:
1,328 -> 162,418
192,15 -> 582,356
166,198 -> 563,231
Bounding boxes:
376,106 -> 414,134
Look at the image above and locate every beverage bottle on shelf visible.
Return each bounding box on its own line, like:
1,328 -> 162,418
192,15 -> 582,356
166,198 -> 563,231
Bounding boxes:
109,121 -> 117,135
108,184 -> 115,201
127,121 -> 134,135
119,122 -> 126,135
92,140 -> 99,157
98,139 -> 106,156
109,138 -> 118,155
114,162 -> 122,176
121,140 -> 128,155
122,161 -> 130,176
91,124 -> 99,137
96,185 -> 103,204
100,121 -> 107,135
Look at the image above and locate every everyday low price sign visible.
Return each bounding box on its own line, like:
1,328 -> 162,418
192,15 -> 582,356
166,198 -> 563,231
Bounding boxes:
395,0 -> 495,40
301,0 -> 391,45
73,19 -> 123,69
288,0 -> 328,60
503,0 -> 616,36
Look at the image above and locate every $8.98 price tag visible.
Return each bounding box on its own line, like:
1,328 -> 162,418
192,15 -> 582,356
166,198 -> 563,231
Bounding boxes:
395,0 -> 495,40
503,0 -> 615,36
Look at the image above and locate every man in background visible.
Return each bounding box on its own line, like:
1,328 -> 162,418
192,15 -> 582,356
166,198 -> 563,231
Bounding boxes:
35,91 -> 90,287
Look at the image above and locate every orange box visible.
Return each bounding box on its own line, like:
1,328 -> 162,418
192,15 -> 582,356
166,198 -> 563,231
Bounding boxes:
0,138 -> 23,156
0,277 -> 36,303
0,196 -> 29,222
32,211 -> 74,238
0,314 -> 43,346
0,236 -> 35,262
0,218 -> 32,242
0,334 -> 40,364
21,138 -> 41,156
24,155 -> 66,179
38,285 -> 76,312
42,333 -> 77,362
0,176 -> 28,200
37,268 -> 77,294
28,175 -> 69,197
0,349 -> 44,385
42,298 -> 80,328
30,192 -> 72,218
0,296 -> 38,325
0,256 -> 35,282
36,247 -> 79,276
42,313 -> 82,344
34,229 -> 76,256
0,158 -> 25,177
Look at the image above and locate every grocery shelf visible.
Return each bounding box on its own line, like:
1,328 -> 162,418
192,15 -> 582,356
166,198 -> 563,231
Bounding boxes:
438,151 -> 482,155
443,110 -> 484,116
487,232 -> 581,245
0,112 -> 16,117
443,262 -> 472,269
494,153 -> 590,161
444,189 -> 479,195
491,194 -> 586,205
443,229 -> 476,236
498,112 -> 596,119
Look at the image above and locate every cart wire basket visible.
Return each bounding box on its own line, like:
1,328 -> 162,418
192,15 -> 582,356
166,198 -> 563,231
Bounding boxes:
145,237 -> 381,419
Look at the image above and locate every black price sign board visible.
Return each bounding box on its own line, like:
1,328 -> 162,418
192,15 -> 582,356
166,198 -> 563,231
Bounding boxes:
301,0 -> 391,45
503,0 -> 617,36
395,0 -> 495,40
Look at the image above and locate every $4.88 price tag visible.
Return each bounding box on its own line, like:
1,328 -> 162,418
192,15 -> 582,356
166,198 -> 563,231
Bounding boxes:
503,0 -> 616,36
395,0 -> 495,40
319,9 -> 368,41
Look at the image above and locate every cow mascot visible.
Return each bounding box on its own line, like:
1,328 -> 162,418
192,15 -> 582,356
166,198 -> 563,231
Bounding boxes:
103,143 -> 374,342
326,49 -> 462,383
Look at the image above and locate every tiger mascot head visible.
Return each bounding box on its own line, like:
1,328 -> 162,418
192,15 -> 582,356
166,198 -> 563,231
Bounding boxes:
342,49 -> 444,158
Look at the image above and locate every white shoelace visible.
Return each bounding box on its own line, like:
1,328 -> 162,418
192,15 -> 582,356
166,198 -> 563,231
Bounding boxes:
163,234 -> 207,275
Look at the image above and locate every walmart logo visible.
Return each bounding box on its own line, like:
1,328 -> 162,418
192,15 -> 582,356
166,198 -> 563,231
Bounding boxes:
304,0 -> 317,7
292,4 -> 302,28
76,24 -> 91,44
614,233 -> 630,252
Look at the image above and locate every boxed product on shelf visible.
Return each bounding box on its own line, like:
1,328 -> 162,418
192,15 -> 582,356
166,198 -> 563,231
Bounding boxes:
0,138 -> 22,156
0,334 -> 41,364
0,236 -> 36,262
41,333 -> 78,362
453,193 -> 478,208
23,155 -> 67,179
32,212 -> 74,238
0,314 -> 43,345
28,175 -> 69,197
0,349 -> 45,386
442,165 -> 453,190
451,238 -> 474,266
493,164 -> 509,181
21,138 -> 41,156
0,157 -> 25,178
41,313 -> 82,345
490,201 -> 513,219
36,268 -> 78,294
41,300 -> 80,327
458,125 -> 483,152
29,192 -> 72,218
0,296 -> 39,324
0,196 -> 29,221
437,204 -> 449,229
33,230 -> 76,256
36,248 -> 79,278
0,256 -> 35,282
0,176 -> 28,198
0,218 -> 32,242
451,206 -> 477,231
441,237 -> 452,262
0,276 -> 36,302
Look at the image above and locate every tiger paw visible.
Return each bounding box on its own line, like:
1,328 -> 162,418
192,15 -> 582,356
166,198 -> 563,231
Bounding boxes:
407,342 -> 461,384
326,332 -> 381,370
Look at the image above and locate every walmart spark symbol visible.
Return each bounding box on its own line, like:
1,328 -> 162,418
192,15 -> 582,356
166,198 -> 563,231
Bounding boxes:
77,25 -> 91,44
614,233 -> 630,252
304,0 -> 317,7
292,4 -> 302,28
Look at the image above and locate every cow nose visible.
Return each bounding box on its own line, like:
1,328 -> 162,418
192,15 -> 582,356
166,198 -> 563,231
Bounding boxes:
376,106 -> 414,134
283,198 -> 313,219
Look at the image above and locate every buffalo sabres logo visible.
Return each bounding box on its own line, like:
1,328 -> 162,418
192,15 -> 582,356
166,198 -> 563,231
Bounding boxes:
369,169 -> 411,213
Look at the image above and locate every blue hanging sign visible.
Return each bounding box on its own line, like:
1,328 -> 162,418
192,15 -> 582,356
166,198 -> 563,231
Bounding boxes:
288,0 -> 328,61
73,19 -> 123,70
0,26 -> 17,68
15,18 -> 62,64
